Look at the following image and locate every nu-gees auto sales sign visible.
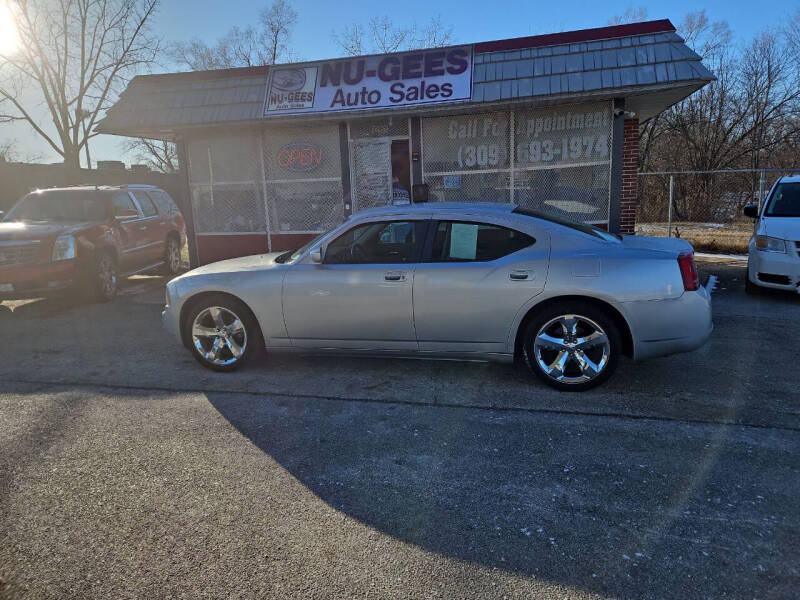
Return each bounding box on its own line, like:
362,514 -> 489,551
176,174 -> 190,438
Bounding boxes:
264,46 -> 473,115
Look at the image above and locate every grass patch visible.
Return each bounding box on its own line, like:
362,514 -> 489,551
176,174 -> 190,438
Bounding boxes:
636,222 -> 752,255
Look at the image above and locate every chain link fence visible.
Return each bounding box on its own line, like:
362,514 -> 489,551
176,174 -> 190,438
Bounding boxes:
637,168 -> 800,254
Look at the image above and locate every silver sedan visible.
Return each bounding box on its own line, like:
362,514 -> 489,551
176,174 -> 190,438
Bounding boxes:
163,203 -> 712,391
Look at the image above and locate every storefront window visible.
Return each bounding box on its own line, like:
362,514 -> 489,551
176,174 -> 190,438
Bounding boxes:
422,111 -> 511,203
187,135 -> 266,233
513,103 -> 611,223
262,123 -> 343,233
421,102 -> 612,224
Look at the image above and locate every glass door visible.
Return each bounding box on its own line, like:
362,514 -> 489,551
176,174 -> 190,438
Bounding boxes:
350,137 -> 392,212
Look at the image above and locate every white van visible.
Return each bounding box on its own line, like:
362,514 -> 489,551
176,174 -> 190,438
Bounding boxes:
744,175 -> 800,293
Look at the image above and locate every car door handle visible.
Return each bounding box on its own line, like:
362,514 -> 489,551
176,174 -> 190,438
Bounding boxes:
384,272 -> 406,282
509,270 -> 530,280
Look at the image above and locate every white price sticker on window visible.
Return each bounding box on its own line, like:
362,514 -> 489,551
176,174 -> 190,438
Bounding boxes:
450,223 -> 478,259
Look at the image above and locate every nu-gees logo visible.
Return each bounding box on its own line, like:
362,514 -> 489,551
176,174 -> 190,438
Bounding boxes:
277,142 -> 323,172
271,69 -> 307,91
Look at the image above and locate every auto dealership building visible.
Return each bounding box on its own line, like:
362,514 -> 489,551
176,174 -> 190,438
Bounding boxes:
99,19 -> 713,265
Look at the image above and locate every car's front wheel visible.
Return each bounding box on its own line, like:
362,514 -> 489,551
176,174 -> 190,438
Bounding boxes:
185,295 -> 260,372
523,301 -> 620,391
92,252 -> 118,302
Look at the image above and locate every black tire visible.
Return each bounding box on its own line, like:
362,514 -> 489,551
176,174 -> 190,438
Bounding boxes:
184,294 -> 261,372
522,300 -> 621,392
92,251 -> 118,302
163,236 -> 182,276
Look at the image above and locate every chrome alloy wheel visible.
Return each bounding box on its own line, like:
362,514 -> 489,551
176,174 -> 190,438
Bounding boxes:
167,240 -> 181,273
533,314 -> 611,385
97,255 -> 117,298
191,306 -> 247,366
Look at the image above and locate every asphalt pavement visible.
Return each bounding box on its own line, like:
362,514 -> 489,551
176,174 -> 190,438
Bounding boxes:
0,260 -> 798,599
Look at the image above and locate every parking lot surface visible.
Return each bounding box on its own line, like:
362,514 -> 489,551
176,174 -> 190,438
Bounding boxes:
1,259 -> 799,599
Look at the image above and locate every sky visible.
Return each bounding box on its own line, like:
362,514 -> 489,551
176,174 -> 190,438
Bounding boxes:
2,0 -> 798,165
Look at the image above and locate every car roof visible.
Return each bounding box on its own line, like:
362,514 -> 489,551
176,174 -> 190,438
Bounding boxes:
776,175 -> 800,184
352,202 -> 517,218
31,184 -> 162,193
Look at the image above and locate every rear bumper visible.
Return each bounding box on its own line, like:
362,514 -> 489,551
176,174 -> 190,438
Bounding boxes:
748,243 -> 800,291
0,261 -> 77,299
625,285 -> 713,361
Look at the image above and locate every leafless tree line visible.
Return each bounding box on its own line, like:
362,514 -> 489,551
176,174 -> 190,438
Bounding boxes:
624,8 -> 800,221
3,1 -> 799,193
332,15 -> 453,56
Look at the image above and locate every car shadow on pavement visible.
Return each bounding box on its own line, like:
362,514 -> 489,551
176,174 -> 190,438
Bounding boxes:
206,390 -> 797,600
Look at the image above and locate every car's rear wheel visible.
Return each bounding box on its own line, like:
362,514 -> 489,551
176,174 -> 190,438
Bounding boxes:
92,252 -> 118,302
163,236 -> 182,276
185,295 -> 259,372
523,301 -> 620,391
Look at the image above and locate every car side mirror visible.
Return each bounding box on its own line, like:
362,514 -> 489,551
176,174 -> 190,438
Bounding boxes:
743,203 -> 759,219
309,247 -> 322,263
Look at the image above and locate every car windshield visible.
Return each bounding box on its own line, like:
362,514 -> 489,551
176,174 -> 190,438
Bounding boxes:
512,206 -> 621,241
274,232 -> 328,263
5,190 -> 108,222
765,182 -> 800,217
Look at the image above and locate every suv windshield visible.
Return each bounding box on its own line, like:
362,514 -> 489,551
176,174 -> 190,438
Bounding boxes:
765,182 -> 800,217
5,190 -> 108,222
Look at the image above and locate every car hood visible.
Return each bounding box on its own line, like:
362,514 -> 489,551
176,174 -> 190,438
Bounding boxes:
762,217 -> 800,240
620,234 -> 694,255
181,252 -> 285,277
0,221 -> 93,242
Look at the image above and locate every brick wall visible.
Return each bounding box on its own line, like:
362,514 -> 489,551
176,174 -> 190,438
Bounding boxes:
620,118 -> 639,235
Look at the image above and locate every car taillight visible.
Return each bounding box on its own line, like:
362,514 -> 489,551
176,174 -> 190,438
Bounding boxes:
677,252 -> 699,291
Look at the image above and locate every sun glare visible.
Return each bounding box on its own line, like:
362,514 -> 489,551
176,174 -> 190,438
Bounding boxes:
0,2 -> 20,56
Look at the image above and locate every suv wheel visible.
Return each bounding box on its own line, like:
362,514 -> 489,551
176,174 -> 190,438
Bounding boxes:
93,252 -> 118,302
185,295 -> 260,372
523,301 -> 620,391
164,237 -> 182,276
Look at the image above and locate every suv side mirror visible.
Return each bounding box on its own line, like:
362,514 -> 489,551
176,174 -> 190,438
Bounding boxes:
743,203 -> 759,219
309,247 -> 322,263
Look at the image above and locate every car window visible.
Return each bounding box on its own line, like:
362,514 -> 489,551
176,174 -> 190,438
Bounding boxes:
325,220 -> 425,264
765,182 -> 800,217
149,190 -> 181,216
430,221 -> 535,262
131,191 -> 158,217
112,193 -> 141,220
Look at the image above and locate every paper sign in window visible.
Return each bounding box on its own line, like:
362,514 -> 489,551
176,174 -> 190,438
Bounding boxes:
449,223 -> 478,259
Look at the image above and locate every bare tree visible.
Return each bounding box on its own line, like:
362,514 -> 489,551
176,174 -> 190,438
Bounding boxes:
413,15 -> 453,49
334,23 -> 365,57
261,0 -> 297,64
122,137 -> 177,173
607,6 -> 648,26
0,139 -> 19,161
171,0 -> 296,71
0,0 -> 160,169
333,15 -> 454,57
368,16 -> 412,53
